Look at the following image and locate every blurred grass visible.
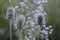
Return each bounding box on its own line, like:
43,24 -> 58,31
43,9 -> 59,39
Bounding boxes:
0,17 -> 9,29
43,0 -> 60,40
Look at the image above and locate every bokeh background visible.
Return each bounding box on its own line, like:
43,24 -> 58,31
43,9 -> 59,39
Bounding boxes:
0,0 -> 60,40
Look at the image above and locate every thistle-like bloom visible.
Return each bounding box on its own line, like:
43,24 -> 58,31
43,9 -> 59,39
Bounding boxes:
35,13 -> 45,26
6,7 -> 15,20
16,14 -> 25,30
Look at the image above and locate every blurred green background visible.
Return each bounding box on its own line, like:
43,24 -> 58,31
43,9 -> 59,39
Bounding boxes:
43,0 -> 60,40
0,0 -> 60,40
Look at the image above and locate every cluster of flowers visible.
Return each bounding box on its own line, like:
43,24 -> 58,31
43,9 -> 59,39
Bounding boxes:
39,25 -> 53,40
5,0 -> 53,40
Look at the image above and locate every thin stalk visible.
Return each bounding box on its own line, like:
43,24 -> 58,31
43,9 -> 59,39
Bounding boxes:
10,19 -> 12,40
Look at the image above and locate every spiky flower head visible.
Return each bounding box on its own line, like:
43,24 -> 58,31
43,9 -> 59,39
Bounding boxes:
16,14 -> 25,30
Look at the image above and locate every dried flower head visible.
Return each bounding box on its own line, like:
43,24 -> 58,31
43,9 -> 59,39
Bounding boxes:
16,14 -> 25,30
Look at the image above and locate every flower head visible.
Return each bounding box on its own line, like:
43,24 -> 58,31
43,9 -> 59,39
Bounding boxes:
16,14 -> 25,29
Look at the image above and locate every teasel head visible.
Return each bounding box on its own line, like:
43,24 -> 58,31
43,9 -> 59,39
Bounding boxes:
35,13 -> 45,26
6,7 -> 15,20
16,14 -> 25,30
